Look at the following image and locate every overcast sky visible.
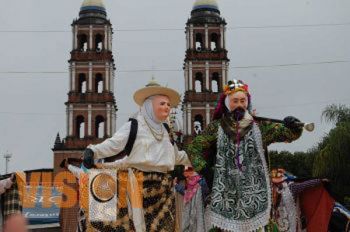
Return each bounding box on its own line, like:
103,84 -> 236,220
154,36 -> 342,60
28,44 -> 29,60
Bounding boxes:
0,0 -> 349,174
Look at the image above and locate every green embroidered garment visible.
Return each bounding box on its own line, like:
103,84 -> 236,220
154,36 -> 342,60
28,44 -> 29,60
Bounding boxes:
208,123 -> 271,231
186,116 -> 302,232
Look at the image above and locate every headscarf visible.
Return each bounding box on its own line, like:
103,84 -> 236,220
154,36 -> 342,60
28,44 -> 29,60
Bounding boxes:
140,95 -> 164,133
225,95 -> 232,112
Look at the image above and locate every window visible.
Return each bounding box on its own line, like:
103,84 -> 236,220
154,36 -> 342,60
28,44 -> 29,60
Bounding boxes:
76,116 -> 85,139
210,33 -> 219,51
95,34 -> 103,52
95,73 -> 103,93
78,74 -> 87,93
212,72 -> 220,92
78,34 -> 88,52
195,33 -> 203,51
195,72 -> 203,92
194,114 -> 204,135
95,116 -> 105,138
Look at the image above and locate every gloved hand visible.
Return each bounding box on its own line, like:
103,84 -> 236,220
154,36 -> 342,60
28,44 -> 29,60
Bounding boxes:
82,148 -> 94,169
283,116 -> 301,129
59,158 -> 68,169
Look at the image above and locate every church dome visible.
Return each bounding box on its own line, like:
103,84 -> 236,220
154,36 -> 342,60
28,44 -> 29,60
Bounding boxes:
79,0 -> 107,19
193,0 -> 219,13
81,0 -> 105,10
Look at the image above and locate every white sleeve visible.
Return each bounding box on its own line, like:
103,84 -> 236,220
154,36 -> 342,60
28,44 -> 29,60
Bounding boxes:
174,144 -> 192,167
88,121 -> 131,159
67,165 -> 83,179
97,156 -> 128,169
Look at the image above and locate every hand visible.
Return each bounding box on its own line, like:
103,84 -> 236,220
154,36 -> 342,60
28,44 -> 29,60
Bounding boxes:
283,116 -> 301,129
82,148 -> 94,169
95,163 -> 103,169
3,214 -> 27,232
59,158 -> 68,169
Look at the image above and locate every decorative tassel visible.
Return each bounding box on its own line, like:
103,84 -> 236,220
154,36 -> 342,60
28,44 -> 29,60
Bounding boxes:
127,169 -> 146,232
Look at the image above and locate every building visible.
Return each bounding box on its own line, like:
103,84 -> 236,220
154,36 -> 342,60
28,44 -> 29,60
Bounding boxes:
182,0 -> 230,141
52,0 -> 117,230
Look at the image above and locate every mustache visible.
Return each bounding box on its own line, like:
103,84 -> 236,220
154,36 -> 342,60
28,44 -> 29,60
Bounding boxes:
232,107 -> 246,121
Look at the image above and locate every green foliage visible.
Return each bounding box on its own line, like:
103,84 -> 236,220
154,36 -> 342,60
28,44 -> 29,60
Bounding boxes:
313,121 -> 350,202
322,104 -> 350,125
313,104 -> 350,204
269,150 -> 315,178
270,104 -> 350,204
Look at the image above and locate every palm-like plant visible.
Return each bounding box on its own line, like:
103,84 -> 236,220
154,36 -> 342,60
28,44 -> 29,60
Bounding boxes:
322,104 -> 350,125
313,104 -> 350,204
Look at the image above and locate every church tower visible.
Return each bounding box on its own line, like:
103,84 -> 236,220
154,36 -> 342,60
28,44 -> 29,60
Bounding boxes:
182,0 -> 229,139
53,0 -> 117,172
52,0 -> 117,230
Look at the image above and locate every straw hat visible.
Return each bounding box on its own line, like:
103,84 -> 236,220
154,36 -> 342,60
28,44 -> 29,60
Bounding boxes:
133,79 -> 181,107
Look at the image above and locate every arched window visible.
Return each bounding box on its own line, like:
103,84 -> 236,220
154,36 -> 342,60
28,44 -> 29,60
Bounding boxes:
194,114 -> 204,135
78,34 -> 88,52
195,33 -> 203,51
95,34 -> 103,52
76,116 -> 85,139
211,72 -> 220,93
95,115 -> 105,139
78,74 -> 87,93
195,72 -> 203,93
210,33 -> 219,51
95,73 -> 103,93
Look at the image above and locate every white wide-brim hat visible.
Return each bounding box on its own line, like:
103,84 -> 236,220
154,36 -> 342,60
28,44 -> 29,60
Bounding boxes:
133,79 -> 181,107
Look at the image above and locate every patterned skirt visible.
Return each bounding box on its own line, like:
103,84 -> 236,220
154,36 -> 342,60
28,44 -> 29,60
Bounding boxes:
78,169 -> 175,232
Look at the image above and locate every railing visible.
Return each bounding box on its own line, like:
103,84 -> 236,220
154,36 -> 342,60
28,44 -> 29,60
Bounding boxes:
184,91 -> 219,102
68,92 -> 115,103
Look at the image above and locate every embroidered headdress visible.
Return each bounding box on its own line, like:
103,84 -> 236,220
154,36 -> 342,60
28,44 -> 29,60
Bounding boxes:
224,79 -> 250,96
213,79 -> 252,120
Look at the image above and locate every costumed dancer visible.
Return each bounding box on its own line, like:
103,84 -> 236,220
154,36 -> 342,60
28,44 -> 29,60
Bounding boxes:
186,79 -> 304,232
81,80 -> 192,232
270,168 -> 332,232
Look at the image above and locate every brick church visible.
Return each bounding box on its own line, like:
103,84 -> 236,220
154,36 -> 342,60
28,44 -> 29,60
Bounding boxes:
52,0 -> 229,230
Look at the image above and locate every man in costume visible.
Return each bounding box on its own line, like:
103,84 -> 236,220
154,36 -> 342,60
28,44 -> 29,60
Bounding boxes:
187,79 -> 303,232
81,80 -> 192,232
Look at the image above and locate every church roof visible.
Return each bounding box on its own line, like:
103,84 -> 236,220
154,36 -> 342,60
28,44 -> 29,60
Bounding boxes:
80,0 -> 106,11
78,0 -> 107,22
193,0 -> 219,13
188,0 -> 224,25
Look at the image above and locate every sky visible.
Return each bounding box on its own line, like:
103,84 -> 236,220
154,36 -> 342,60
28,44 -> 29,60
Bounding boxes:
0,0 -> 349,174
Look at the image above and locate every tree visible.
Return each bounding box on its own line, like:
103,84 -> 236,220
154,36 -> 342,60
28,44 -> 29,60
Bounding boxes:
269,150 -> 315,178
270,104 -> 350,207
313,104 -> 350,205
322,104 -> 350,125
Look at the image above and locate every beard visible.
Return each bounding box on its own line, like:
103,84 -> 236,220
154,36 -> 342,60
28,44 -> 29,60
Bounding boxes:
232,107 -> 246,121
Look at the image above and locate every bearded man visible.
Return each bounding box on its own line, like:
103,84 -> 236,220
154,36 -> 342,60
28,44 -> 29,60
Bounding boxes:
187,79 -> 303,232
